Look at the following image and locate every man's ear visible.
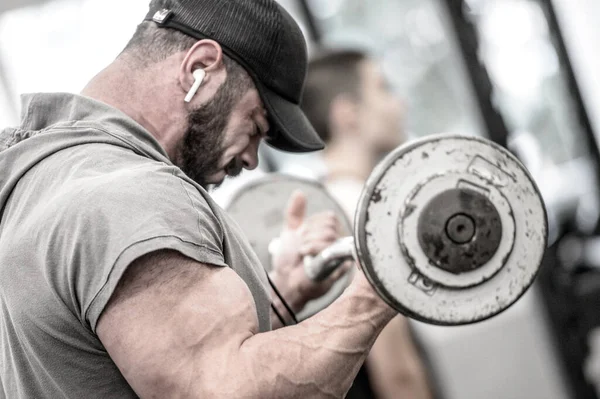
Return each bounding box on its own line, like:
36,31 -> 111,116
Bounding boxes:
329,94 -> 360,138
179,39 -> 227,101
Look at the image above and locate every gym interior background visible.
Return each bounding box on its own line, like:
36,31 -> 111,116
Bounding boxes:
1,0 -> 600,398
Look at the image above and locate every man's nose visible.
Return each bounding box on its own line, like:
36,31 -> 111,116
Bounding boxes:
241,139 -> 260,170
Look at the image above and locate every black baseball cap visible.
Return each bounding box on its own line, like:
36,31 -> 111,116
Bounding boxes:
144,0 -> 325,153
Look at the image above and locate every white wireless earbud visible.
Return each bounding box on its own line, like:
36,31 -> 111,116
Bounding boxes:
184,69 -> 206,103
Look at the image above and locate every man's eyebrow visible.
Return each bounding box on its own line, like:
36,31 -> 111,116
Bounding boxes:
257,121 -> 269,138
254,107 -> 270,136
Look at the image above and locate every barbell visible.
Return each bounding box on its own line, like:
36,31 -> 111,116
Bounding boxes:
223,134 -> 548,326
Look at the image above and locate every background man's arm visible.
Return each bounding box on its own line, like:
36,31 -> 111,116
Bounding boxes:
97,250 -> 395,398
267,192 -> 352,330
367,317 -> 433,399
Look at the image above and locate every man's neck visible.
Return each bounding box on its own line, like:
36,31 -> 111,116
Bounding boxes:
80,56 -> 185,159
322,138 -> 376,183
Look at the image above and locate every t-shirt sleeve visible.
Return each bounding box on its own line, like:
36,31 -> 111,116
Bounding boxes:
66,167 -> 226,333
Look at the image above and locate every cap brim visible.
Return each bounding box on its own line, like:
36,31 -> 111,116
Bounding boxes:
257,84 -> 325,153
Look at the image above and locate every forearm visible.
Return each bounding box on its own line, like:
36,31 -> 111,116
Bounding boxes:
269,274 -> 304,329
270,299 -> 296,329
200,276 -> 396,398
99,253 -> 395,399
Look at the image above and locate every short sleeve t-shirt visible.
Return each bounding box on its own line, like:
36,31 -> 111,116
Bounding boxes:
0,93 -> 271,398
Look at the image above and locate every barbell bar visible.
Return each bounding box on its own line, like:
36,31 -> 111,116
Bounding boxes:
224,134 -> 548,325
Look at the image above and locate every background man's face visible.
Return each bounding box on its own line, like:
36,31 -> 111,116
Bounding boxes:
356,60 -> 405,153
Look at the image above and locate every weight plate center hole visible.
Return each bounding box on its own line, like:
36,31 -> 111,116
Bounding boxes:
445,213 -> 476,244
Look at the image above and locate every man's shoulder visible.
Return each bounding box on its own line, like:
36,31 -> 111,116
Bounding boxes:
78,157 -> 183,193
53,157 -> 216,226
49,161 -> 227,258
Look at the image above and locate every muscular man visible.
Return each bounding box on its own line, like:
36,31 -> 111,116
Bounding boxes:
0,1 -> 397,398
302,49 -> 433,399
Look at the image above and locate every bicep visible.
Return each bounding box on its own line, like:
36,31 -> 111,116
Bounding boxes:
97,250 -> 259,398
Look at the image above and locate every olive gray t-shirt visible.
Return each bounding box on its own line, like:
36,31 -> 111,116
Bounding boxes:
0,93 -> 271,398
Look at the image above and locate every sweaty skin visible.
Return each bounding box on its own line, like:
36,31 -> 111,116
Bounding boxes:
97,250 -> 396,398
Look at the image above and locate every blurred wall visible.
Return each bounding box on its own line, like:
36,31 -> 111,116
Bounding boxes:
0,0 -> 311,128
553,0 -> 600,146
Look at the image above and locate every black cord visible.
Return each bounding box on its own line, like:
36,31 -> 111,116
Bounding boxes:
267,274 -> 299,325
270,303 -> 287,327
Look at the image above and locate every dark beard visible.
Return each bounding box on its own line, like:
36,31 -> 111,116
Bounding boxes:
175,76 -> 245,189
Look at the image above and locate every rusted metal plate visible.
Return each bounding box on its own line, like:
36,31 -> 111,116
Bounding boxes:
355,134 -> 548,325
224,174 -> 354,321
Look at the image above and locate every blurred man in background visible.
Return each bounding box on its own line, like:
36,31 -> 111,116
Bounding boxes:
302,49 -> 433,399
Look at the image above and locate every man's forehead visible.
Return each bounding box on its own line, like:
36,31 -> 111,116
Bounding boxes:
232,88 -> 269,128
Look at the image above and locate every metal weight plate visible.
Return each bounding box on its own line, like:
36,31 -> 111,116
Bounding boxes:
355,134 -> 548,325
224,174 -> 354,321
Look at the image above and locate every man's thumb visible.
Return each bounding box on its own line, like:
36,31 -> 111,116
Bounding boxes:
284,190 -> 306,230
